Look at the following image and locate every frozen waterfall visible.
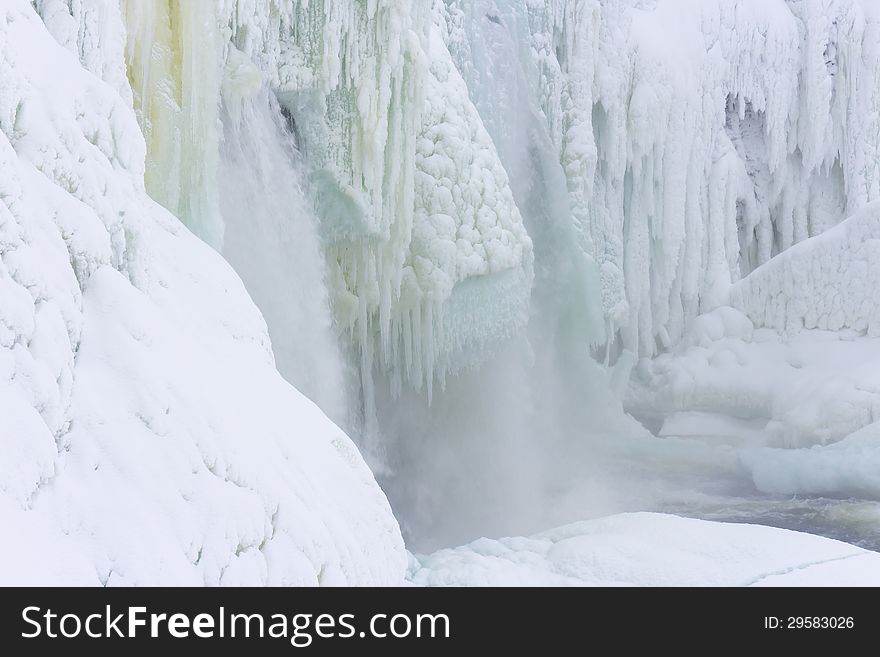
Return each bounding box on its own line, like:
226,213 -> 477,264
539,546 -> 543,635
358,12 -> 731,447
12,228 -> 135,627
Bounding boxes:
29,0 -> 880,553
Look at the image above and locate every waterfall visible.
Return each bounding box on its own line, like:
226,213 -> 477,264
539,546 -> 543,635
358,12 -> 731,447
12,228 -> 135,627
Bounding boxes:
115,0 -> 628,552
218,87 -> 351,427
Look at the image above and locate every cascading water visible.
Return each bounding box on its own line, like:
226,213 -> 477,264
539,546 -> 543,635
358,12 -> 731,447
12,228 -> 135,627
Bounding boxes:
218,82 -> 351,427
369,1 -> 636,550
121,1 -> 352,428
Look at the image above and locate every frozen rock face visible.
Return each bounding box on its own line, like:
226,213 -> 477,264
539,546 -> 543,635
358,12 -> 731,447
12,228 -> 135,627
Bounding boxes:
1,0 -> 404,585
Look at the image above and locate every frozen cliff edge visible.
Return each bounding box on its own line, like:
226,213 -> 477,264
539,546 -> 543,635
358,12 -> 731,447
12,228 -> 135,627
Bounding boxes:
0,1 -> 405,585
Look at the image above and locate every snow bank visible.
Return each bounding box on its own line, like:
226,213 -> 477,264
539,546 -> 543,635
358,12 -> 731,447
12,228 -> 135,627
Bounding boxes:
408,512 -> 880,586
632,192 -> 880,449
1,0 -> 404,586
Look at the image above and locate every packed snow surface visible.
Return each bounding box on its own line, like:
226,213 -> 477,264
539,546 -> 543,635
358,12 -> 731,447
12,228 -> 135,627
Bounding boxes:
409,513 -> 880,586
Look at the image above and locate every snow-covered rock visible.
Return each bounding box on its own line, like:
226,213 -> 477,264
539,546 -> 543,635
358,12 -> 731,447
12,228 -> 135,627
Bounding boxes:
408,512 -> 880,586
0,0 -> 404,586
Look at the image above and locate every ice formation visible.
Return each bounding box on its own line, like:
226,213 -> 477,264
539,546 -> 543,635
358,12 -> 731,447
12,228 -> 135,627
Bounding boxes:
494,0 -> 880,359
51,0 -> 880,410
111,0 -> 535,406
731,200 -> 880,336
1,0 -> 404,585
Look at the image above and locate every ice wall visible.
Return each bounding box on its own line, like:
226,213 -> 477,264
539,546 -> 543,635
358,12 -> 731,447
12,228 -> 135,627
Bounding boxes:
109,0 -> 536,408
122,0 -> 227,248
260,1 -> 535,402
446,0 -> 880,361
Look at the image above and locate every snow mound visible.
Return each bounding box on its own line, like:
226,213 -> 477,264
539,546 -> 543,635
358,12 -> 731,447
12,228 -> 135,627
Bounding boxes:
0,0 -> 404,586
408,513 -> 880,586
631,319 -> 880,449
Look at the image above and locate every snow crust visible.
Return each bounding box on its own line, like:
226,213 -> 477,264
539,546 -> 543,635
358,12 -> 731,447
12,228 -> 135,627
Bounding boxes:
1,0 -> 404,586
409,512 -> 880,586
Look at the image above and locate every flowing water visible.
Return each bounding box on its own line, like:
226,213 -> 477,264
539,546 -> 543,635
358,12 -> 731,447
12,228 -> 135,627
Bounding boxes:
590,432 -> 880,553
218,91 -> 352,429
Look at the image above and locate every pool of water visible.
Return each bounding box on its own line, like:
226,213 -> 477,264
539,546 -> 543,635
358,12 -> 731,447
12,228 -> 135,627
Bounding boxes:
575,432 -> 880,553
661,496 -> 880,551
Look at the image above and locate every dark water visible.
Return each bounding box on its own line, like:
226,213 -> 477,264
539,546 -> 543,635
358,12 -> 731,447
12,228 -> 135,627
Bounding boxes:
662,496 -> 880,552
591,433 -> 880,553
